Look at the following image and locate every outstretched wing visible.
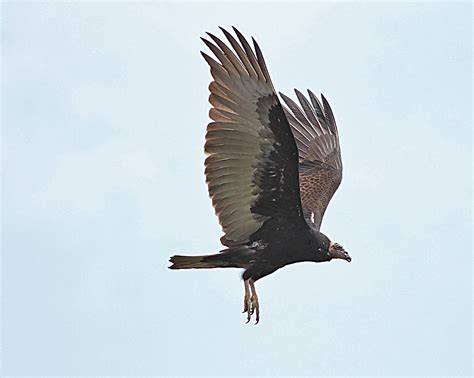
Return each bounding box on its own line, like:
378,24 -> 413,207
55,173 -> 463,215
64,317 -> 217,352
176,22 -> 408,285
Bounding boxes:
202,27 -> 308,245
280,89 -> 343,231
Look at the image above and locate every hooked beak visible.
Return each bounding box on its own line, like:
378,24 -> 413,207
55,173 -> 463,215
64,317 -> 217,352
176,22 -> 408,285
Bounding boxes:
329,242 -> 351,262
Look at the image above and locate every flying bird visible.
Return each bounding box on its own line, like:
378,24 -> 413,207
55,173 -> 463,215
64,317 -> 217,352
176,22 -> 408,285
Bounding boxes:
169,27 -> 351,324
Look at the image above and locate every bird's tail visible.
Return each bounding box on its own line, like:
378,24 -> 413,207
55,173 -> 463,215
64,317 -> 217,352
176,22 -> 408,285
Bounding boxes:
169,247 -> 252,270
168,255 -> 216,269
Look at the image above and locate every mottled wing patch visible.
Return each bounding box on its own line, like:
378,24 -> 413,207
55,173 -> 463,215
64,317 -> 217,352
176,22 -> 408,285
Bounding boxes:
280,89 -> 343,230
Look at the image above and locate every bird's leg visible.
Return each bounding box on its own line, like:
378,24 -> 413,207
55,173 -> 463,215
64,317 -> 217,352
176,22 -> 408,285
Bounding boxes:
249,278 -> 260,324
243,279 -> 251,317
243,278 -> 260,324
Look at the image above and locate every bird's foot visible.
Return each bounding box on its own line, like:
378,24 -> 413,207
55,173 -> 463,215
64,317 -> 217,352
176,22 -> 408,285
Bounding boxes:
243,278 -> 260,324
250,291 -> 259,324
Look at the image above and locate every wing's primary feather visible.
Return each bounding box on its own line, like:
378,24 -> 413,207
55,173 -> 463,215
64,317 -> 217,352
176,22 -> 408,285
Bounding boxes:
280,89 -> 343,230
202,28 -> 307,245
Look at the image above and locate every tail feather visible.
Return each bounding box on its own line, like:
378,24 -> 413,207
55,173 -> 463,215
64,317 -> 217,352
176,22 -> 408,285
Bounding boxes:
169,246 -> 253,270
169,254 -> 221,269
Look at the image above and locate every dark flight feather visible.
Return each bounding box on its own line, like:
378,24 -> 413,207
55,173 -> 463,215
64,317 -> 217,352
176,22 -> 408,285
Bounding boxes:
201,29 -> 308,245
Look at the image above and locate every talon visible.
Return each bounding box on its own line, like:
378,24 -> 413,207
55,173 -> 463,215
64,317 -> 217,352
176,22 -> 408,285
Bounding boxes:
252,299 -> 260,324
246,303 -> 252,323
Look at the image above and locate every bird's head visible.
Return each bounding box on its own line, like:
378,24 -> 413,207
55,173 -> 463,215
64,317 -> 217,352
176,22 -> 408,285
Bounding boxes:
328,241 -> 351,262
311,230 -> 351,263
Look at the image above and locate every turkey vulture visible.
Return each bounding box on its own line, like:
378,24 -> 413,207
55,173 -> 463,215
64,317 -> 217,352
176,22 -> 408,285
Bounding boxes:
169,27 -> 351,324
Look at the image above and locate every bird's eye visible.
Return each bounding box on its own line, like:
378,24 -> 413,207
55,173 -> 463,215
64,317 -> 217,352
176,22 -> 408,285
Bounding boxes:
317,247 -> 322,252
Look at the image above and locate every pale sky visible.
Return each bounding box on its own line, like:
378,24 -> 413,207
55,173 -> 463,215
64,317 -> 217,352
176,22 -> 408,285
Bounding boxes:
2,2 -> 472,376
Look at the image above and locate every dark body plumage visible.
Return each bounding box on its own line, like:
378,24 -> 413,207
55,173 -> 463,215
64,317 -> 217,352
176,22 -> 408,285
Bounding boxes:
169,27 -> 351,323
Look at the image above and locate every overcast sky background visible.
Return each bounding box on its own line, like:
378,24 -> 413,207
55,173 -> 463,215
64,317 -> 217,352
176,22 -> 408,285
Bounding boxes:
2,2 -> 472,376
